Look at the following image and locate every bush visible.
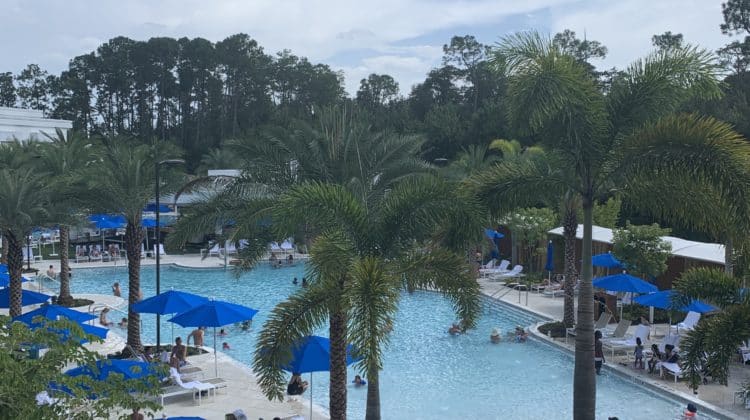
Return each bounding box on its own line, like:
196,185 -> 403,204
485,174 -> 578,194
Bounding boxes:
538,321 -> 567,338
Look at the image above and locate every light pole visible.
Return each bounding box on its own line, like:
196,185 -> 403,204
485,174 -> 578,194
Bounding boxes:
155,158 -> 185,354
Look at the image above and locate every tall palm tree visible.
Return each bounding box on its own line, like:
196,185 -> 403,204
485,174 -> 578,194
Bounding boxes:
253,177 -> 482,420
0,142 -> 50,316
81,138 -> 183,351
472,33 -> 750,419
39,129 -> 94,306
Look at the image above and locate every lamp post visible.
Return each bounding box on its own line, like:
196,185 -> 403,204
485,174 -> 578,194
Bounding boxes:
155,158 -> 185,354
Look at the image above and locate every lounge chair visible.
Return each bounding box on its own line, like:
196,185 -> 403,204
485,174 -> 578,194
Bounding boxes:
491,265 -> 523,281
142,243 -> 154,258
603,324 -> 650,358
670,311 -> 701,334
89,245 -> 102,262
75,246 -> 88,263
565,313 -> 612,343
480,260 -> 510,276
738,340 -> 750,364
280,239 -> 294,254
160,368 -> 216,405
481,259 -> 496,270
207,243 -> 222,258
602,318 -> 631,339
23,246 -> 42,263
153,244 -> 166,256
659,362 -> 684,383
541,282 -> 564,297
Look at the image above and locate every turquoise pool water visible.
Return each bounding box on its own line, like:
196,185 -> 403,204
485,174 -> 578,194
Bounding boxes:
57,263 -> 707,419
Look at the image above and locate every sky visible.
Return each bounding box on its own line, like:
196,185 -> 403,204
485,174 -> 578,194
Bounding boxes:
1,0 -> 735,95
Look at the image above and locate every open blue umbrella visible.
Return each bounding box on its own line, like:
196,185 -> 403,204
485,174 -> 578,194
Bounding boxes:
0,272 -> 31,288
593,273 -> 658,294
66,359 -> 162,383
132,290 -> 209,347
88,214 -> 126,229
544,241 -> 554,272
280,335 -> 360,420
142,218 -> 167,228
633,290 -> 717,313
16,304 -> 96,324
592,253 -> 623,270
132,290 -> 209,315
0,288 -> 50,308
169,300 -> 258,376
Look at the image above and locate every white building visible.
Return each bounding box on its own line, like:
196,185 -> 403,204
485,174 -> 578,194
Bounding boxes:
0,106 -> 72,142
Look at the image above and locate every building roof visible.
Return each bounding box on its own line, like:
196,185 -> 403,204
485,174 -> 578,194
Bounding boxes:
548,224 -> 725,265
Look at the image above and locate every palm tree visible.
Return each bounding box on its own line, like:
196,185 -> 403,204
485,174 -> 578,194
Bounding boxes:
472,33 -> 750,419
170,108 -> 456,420
81,138 -> 183,351
0,143 -> 50,316
253,177 -> 482,420
39,129 -> 94,306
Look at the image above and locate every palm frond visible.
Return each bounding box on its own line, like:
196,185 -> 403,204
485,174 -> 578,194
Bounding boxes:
345,257 -> 400,374
398,248 -> 481,330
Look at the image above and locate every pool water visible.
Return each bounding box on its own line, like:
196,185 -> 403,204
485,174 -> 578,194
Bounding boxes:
57,263 -> 707,420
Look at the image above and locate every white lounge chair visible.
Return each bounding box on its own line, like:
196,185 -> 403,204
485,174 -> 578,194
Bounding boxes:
141,243 -> 154,258
161,367 -> 216,405
491,264 -> 523,281
541,282 -> 564,297
280,239 -> 294,255
603,318 -> 630,338
481,259 -> 496,269
207,243 -> 221,258
566,313 -> 612,343
480,259 -> 510,276
153,244 -> 166,256
603,324 -> 650,358
89,245 -> 102,262
670,311 -> 701,334
224,240 -> 238,256
23,246 -> 42,263
659,362 -> 684,383
75,245 -> 88,263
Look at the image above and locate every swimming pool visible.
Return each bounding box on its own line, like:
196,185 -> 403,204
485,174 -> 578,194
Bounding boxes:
58,263 -> 710,419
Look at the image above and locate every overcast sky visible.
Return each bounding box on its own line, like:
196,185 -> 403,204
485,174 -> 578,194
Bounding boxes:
1,0 -> 735,95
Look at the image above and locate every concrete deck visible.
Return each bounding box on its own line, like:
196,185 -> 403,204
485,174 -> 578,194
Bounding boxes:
15,255 -> 749,419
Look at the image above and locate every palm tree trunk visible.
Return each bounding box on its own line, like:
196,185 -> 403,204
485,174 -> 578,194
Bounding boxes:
365,369 -> 381,420
57,225 -> 73,306
562,206 -> 578,327
6,232 -> 24,317
0,233 -> 6,264
329,306 -> 348,420
573,197 -> 596,420
124,221 -> 144,352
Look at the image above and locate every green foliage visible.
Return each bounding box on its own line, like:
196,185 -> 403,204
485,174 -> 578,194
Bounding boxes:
501,207 -> 557,270
612,222 -> 671,279
0,316 -> 162,419
592,197 -> 621,228
652,32 -> 684,51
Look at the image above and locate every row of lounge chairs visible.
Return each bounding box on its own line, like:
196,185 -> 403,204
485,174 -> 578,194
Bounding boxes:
74,244 -> 166,262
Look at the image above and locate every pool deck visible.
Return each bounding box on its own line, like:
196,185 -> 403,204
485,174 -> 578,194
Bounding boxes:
17,254 -> 749,419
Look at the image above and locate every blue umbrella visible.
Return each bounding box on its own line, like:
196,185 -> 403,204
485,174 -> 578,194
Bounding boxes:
592,253 -> 623,269
169,300 -> 258,376
16,304 -> 96,324
544,241 -> 554,272
0,288 -> 50,308
66,359 -> 162,389
142,218 -> 166,228
132,290 -> 209,315
593,273 -> 658,294
132,290 -> 209,346
0,263 -> 7,271
0,272 -> 32,288
633,290 -> 717,313
280,335 -> 360,420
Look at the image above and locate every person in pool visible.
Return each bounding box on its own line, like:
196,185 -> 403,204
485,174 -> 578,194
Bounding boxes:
222,342 -> 231,350
490,328 -> 501,344
118,317 -> 128,328
448,323 -> 462,335
514,326 -> 528,342
683,403 -> 698,418
352,375 -> 366,387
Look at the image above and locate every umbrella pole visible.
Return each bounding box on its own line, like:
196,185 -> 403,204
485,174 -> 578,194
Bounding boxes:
214,327 -> 218,377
